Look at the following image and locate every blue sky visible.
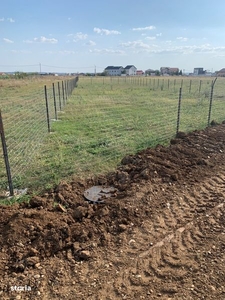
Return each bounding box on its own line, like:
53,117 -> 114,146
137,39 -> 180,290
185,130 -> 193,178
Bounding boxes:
1,0 -> 225,73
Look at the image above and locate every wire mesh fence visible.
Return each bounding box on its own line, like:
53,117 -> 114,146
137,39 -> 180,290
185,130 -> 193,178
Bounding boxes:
29,75 -> 224,183
0,75 -> 224,194
0,76 -> 78,193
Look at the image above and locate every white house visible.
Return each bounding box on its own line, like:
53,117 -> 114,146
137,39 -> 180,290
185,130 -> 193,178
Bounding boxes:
124,65 -> 137,76
104,66 -> 124,76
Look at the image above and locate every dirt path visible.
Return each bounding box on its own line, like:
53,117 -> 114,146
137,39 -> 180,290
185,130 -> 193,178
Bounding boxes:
0,124 -> 225,299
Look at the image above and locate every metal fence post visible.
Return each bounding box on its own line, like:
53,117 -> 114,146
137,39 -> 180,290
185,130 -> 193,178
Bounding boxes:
58,82 -> 62,110
65,80 -> 68,102
62,81 -> 65,106
181,79 -> 183,89
176,88 -> 182,135
0,110 -> 14,196
189,79 -> 192,93
44,85 -> 51,133
199,80 -> 202,94
52,83 -> 58,120
68,79 -> 71,95
207,77 -> 217,126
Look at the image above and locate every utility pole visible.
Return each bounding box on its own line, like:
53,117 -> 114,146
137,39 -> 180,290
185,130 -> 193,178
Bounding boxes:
39,63 -> 42,74
94,65 -> 96,76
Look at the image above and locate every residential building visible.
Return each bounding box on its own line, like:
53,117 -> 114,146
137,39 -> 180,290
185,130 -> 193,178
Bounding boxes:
193,68 -> 205,75
160,67 -> 179,75
169,68 -> 179,75
216,68 -> 225,77
104,66 -> 124,76
160,67 -> 170,75
124,65 -> 137,76
145,69 -> 159,76
136,70 -> 144,76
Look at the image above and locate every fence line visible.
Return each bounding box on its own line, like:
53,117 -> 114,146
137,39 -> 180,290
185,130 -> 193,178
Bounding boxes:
0,75 -> 224,194
0,76 -> 78,193
53,75 -> 223,178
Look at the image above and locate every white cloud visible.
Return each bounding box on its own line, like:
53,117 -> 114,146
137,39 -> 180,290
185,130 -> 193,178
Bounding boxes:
177,37 -> 188,42
93,27 -> 121,35
24,36 -> 58,44
68,32 -> 88,42
148,44 -> 225,55
156,33 -> 162,37
132,26 -> 156,31
37,36 -> 58,43
120,40 -> 161,54
0,18 -> 4,22
7,18 -> 15,23
120,39 -> 225,56
121,40 -> 152,50
86,40 -> 96,46
3,38 -> 14,43
75,32 -> 88,40
89,48 -> 125,54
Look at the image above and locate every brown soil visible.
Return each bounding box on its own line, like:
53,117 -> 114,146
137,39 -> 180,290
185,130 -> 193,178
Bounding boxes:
0,124 -> 225,300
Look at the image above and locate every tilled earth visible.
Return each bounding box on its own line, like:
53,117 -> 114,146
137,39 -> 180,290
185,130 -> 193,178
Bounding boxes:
0,124 -> 225,300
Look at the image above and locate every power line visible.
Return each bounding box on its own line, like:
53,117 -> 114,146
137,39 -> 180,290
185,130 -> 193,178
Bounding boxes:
0,64 -> 39,67
0,63 -> 106,73
41,64 -> 95,69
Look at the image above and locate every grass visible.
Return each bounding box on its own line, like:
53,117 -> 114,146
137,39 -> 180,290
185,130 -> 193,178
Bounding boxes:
0,75 -> 225,195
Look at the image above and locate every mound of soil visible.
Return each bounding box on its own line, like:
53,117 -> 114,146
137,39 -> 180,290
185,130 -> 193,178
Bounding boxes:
0,124 -> 225,299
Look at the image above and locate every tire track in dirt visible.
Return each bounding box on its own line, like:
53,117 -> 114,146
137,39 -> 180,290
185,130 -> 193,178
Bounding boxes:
121,171 -> 225,297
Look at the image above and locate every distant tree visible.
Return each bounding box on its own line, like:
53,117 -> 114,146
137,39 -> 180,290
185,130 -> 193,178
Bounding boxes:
14,71 -> 28,79
99,71 -> 107,76
179,70 -> 183,76
155,70 -> 160,76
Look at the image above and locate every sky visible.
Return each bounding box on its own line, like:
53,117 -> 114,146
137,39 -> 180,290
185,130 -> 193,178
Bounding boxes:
1,0 -> 225,74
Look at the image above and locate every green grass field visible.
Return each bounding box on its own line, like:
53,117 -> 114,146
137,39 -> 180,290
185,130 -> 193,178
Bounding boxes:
0,75 -> 225,194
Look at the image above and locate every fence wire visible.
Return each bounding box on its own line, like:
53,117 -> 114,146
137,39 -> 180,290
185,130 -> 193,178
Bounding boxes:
32,76 -> 224,182
0,76 -> 78,191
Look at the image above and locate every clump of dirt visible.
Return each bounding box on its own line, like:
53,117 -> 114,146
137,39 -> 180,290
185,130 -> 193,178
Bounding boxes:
0,124 -> 225,299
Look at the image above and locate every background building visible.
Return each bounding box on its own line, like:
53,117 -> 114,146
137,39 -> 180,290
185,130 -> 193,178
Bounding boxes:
193,68 -> 205,75
104,66 -> 124,76
124,65 -> 137,76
